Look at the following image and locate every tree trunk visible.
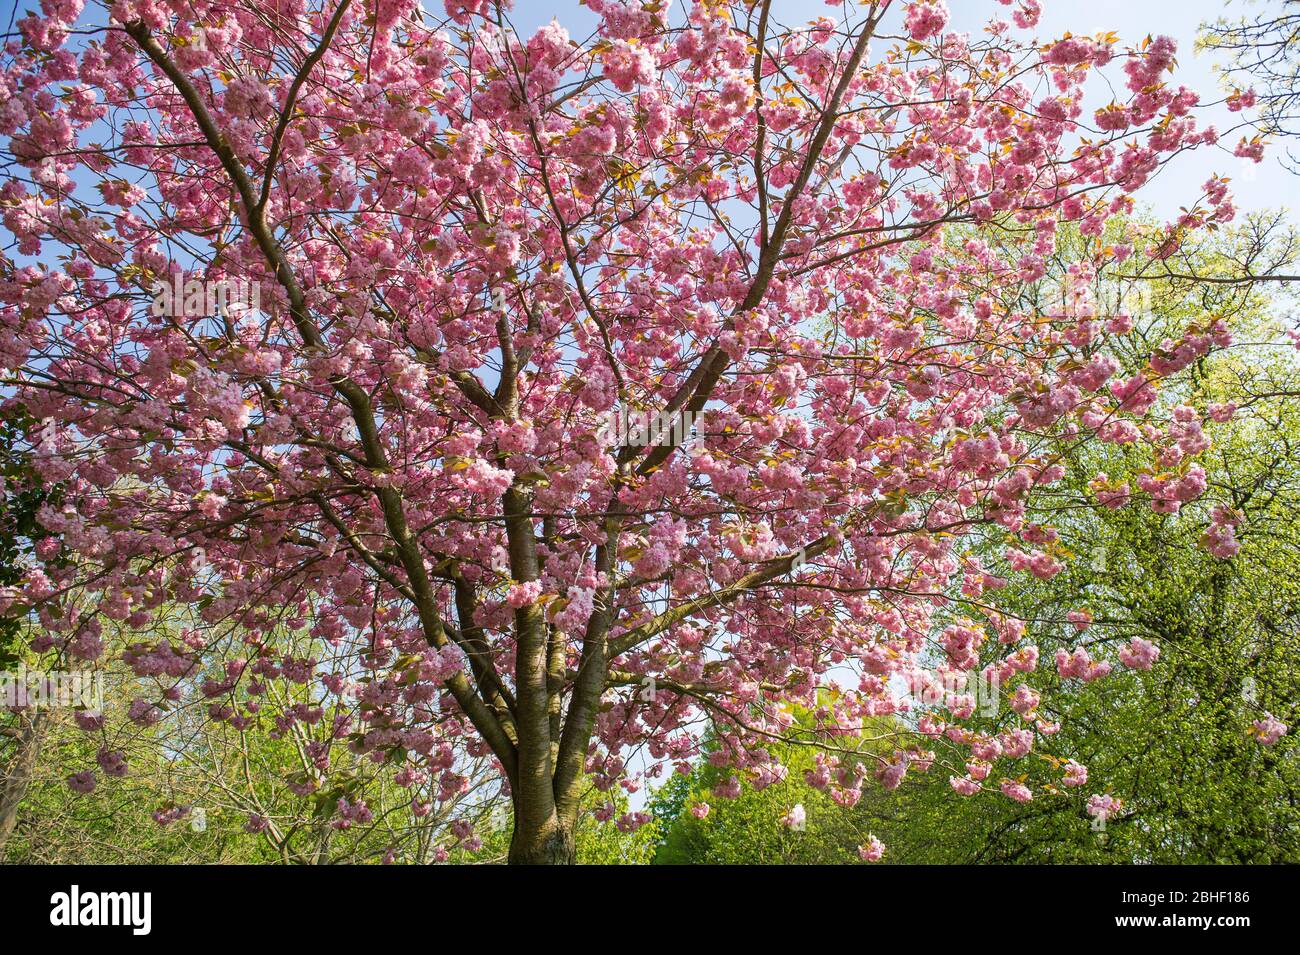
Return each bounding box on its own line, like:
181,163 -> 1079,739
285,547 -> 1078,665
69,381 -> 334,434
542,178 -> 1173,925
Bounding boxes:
0,710 -> 46,856
508,812 -> 576,865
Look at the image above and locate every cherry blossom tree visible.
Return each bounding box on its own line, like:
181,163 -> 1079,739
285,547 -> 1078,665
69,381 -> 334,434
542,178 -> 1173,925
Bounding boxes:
0,0 -> 1265,863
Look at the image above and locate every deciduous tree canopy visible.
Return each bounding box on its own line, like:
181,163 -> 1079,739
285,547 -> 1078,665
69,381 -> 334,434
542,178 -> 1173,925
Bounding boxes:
0,0 -> 1286,862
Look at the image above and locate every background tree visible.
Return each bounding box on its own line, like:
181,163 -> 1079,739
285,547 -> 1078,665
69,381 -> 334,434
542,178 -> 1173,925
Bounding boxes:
0,408 -> 62,852
897,218 -> 1300,862
652,217 -> 1300,863
4,610 -> 508,864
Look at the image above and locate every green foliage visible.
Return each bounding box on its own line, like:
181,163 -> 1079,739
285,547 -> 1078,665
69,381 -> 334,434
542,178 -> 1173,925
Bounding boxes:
868,217 -> 1300,863
0,407 -> 60,663
3,621 -> 505,864
653,218 -> 1300,864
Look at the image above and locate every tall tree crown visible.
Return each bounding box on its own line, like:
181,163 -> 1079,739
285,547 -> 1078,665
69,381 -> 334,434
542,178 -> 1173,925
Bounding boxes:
0,0 -> 1274,859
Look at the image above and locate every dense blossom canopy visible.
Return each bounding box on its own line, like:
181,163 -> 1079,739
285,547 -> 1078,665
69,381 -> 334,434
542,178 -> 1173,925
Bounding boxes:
0,0 -> 1279,860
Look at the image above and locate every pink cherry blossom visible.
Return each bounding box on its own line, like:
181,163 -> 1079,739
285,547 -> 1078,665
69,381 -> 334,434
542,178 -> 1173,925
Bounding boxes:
905,2 -> 950,41
1118,637 -> 1160,670
1252,714 -> 1288,746
1001,780 -> 1033,803
858,835 -> 885,861
1087,793 -> 1122,822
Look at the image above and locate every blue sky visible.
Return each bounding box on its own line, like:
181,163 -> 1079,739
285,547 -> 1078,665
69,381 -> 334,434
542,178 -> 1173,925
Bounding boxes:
509,0 -> 1294,221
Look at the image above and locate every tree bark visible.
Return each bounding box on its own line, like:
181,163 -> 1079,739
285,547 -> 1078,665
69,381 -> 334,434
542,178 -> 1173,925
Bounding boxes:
0,710 -> 45,856
508,808 -> 575,865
